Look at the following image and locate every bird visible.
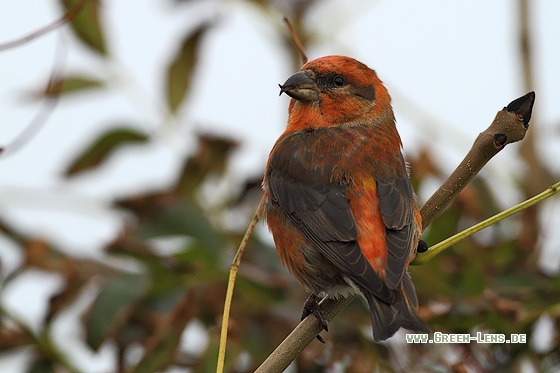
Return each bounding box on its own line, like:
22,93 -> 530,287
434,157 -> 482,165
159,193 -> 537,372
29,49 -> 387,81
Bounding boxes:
262,55 -> 428,342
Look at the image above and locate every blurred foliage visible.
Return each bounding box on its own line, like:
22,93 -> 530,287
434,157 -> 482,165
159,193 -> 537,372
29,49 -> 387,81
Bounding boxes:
65,127 -> 149,176
38,74 -> 105,98
0,1 -> 559,372
166,22 -> 211,113
60,0 -> 106,55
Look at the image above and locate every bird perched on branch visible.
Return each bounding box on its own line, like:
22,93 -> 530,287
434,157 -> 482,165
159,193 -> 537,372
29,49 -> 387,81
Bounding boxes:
263,55 -> 428,342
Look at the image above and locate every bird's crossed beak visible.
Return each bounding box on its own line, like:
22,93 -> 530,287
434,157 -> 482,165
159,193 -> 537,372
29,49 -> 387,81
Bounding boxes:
279,71 -> 320,102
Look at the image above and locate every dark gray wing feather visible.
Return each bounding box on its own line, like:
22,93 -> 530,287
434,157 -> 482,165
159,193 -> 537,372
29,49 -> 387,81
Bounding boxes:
376,177 -> 416,289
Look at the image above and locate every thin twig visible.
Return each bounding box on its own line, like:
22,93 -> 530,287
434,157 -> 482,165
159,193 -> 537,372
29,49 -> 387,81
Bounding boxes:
0,0 -> 90,52
216,17 -> 307,371
0,36 -> 67,159
414,180 -> 560,265
216,205 -> 263,373
283,17 -> 308,65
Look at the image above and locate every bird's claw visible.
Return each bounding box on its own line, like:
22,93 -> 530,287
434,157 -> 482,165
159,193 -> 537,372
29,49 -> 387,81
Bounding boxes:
301,294 -> 328,343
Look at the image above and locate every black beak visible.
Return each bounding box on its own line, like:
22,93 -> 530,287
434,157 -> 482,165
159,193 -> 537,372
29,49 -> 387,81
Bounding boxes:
278,71 -> 319,102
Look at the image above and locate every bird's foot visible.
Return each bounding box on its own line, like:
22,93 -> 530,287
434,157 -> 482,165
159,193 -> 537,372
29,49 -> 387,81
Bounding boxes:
301,293 -> 328,343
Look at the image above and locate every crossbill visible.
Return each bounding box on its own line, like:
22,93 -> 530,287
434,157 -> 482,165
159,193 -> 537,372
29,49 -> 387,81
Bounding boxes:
263,55 -> 428,342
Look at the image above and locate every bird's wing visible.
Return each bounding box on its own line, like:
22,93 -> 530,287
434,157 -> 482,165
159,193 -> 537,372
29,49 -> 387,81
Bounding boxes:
267,132 -> 397,303
374,175 -> 416,289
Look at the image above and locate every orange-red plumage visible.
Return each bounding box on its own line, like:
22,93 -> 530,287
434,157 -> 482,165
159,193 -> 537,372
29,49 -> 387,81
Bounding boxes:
263,55 -> 427,342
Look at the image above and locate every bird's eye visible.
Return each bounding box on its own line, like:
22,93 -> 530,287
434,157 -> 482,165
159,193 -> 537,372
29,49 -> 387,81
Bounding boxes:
333,75 -> 345,87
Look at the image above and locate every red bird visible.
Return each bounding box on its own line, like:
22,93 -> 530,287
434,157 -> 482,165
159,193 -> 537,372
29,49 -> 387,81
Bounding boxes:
263,55 -> 428,342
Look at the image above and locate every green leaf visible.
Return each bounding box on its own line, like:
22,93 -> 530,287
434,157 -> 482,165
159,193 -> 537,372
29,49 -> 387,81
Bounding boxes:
84,272 -> 150,351
27,358 -> 55,373
130,334 -> 181,373
176,134 -> 239,194
60,0 -> 107,55
165,23 -> 210,112
65,127 -> 149,176
130,290 -> 195,373
44,75 -> 104,97
457,261 -> 485,296
138,201 -> 225,254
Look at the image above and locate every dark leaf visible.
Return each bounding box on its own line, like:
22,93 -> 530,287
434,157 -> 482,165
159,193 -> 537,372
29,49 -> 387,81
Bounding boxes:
131,290 -> 196,373
27,358 -> 55,373
23,75 -> 105,101
60,0 -> 107,55
45,269 -> 85,325
114,191 -> 178,221
457,261 -> 485,296
137,201 -> 225,255
84,272 -> 150,351
174,241 -> 220,272
44,75 -> 104,97
65,127 -> 149,176
165,22 -> 210,112
176,133 -> 238,194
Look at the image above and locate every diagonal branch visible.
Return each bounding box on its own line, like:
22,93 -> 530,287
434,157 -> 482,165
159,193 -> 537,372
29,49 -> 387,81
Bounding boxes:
0,0 -> 90,52
0,36 -> 67,159
413,179 -> 560,265
254,91 -> 535,373
420,91 -> 535,228
283,17 -> 308,65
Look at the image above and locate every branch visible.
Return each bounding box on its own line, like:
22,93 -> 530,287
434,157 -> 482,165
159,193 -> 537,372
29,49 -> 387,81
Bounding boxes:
0,37 -> 67,159
254,296 -> 355,373
283,17 -> 308,65
414,179 -> 559,265
254,91 -> 535,372
0,0 -> 90,52
216,207 -> 262,373
420,91 -> 535,228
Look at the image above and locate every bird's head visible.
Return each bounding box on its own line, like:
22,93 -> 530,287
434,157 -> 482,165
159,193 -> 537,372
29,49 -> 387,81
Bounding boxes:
279,55 -> 394,129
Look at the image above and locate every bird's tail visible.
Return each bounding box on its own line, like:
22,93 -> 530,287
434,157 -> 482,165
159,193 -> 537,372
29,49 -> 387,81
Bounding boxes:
363,271 -> 428,342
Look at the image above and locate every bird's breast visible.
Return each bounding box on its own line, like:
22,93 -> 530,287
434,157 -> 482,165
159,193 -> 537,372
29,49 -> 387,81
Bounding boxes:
279,124 -> 404,183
